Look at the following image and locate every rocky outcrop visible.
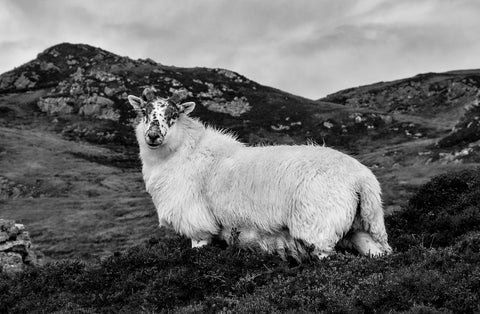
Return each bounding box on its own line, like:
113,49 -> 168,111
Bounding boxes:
37,97 -> 75,115
214,68 -> 250,83
201,96 -> 251,117
0,71 -> 38,90
196,81 -> 252,117
36,65 -> 126,121
14,72 -> 38,89
0,219 -> 39,273
438,95 -> 480,148
79,96 -> 119,120
0,176 -> 32,199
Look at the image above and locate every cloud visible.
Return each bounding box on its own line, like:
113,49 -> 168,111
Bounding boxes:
1,0 -> 480,98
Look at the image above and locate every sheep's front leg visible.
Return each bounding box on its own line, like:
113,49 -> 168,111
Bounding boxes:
191,239 -> 210,248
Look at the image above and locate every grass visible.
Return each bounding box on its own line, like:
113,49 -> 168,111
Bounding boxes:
1,169 -> 480,313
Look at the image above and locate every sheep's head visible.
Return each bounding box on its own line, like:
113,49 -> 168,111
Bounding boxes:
128,88 -> 195,148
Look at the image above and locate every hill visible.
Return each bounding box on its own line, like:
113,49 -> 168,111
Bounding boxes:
0,42 -> 479,261
321,69 -> 480,149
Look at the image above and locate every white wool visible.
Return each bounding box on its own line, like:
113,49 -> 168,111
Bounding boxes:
136,114 -> 392,259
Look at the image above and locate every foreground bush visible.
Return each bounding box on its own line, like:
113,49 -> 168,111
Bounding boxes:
387,169 -> 480,251
1,170 -> 479,313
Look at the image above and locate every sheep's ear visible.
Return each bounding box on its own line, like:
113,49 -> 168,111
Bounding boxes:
179,102 -> 195,115
128,95 -> 144,111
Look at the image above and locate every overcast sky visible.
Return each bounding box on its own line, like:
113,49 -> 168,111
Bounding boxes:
1,0 -> 480,99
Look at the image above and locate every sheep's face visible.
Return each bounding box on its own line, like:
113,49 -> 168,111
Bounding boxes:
128,91 -> 195,149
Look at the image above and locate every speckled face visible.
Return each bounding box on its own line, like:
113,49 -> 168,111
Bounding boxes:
142,98 -> 180,148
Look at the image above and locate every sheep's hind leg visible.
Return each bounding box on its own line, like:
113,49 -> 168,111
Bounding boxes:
342,231 -> 384,257
191,239 -> 210,248
289,225 -> 339,259
289,209 -> 348,259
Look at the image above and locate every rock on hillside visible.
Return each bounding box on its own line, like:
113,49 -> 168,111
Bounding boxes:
0,219 -> 39,273
438,97 -> 480,148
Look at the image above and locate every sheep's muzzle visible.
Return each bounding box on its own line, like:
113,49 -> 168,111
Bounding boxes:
145,125 -> 164,148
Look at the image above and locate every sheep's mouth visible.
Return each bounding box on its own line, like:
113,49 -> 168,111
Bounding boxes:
146,142 -> 162,149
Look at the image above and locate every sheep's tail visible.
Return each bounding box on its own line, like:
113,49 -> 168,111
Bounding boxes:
340,176 -> 392,256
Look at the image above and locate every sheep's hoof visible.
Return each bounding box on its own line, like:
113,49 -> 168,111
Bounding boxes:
191,239 -> 209,248
314,250 -> 333,259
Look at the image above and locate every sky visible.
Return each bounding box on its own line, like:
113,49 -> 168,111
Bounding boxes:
1,0 -> 480,99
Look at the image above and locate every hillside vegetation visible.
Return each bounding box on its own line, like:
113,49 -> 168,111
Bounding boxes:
1,170 -> 480,313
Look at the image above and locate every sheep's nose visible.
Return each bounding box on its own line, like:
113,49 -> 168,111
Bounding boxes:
147,133 -> 160,143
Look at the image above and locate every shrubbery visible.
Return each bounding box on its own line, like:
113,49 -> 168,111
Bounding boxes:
1,170 -> 479,313
438,105 -> 480,148
387,170 -> 480,251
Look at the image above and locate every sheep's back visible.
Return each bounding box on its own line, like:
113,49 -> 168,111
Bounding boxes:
205,145 -> 370,230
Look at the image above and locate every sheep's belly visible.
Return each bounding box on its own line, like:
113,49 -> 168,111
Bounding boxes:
218,226 -> 308,259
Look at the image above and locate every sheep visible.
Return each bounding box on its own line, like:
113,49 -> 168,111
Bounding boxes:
128,88 -> 392,260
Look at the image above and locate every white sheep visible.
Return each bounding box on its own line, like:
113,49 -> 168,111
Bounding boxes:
128,88 -> 392,260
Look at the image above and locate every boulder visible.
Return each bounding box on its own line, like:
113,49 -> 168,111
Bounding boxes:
79,96 -> 119,121
0,253 -> 23,273
0,72 -> 16,90
104,86 -> 115,97
0,176 -> 30,199
14,72 -> 36,89
89,70 -> 118,82
201,96 -> 251,117
0,219 -> 39,274
39,61 -> 60,72
37,97 -> 75,115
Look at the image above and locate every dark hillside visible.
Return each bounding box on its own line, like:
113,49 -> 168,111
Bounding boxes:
321,69 -> 480,151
